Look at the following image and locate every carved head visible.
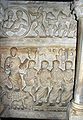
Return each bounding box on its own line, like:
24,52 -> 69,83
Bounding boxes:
8,10 -> 14,19
68,49 -> 73,56
16,10 -> 23,19
59,48 -> 65,56
28,48 -> 37,59
10,47 -> 18,57
53,60 -> 60,68
41,60 -> 49,69
37,6 -> 44,13
0,3 -> 4,15
65,60 -> 72,70
28,60 -> 36,68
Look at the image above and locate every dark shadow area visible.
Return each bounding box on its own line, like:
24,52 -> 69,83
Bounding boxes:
72,18 -> 78,99
7,0 -> 74,2
0,118 -> 62,120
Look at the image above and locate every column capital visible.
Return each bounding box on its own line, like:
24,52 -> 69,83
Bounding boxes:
74,0 -> 83,19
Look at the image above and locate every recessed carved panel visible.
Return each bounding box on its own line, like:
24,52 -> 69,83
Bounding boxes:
0,46 -> 75,113
0,1 -> 77,119
0,3 -> 77,38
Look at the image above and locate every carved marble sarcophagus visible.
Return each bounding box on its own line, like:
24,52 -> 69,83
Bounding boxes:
0,1 -> 77,119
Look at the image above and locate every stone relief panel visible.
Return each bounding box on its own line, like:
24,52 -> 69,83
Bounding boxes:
0,46 -> 75,113
0,1 -> 77,119
0,3 -> 77,38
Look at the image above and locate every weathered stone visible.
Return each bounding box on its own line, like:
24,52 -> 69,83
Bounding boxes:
0,0 -> 77,119
69,0 -> 83,120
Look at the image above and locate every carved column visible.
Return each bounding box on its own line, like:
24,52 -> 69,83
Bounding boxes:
69,0 -> 83,119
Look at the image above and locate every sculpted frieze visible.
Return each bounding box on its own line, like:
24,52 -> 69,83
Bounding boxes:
0,3 -> 77,38
0,46 -> 75,113
0,1 -> 77,119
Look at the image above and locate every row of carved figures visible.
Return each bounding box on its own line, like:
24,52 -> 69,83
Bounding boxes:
0,4 -> 77,37
0,47 -> 74,109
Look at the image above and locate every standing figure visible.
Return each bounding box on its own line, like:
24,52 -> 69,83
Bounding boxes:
45,12 -> 57,37
28,6 -> 46,36
61,60 -> 74,106
36,60 -> 53,105
4,47 -> 22,91
23,60 -> 38,102
49,60 -> 64,106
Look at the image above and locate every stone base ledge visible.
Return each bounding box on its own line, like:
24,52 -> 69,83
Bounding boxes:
0,107 -> 67,120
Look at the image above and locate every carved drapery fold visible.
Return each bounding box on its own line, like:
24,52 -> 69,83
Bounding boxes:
0,1 -> 77,119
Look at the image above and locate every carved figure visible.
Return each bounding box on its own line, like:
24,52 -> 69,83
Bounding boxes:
57,48 -> 66,70
68,15 -> 77,38
6,89 -> 29,109
58,11 -> 67,21
61,60 -> 74,106
0,3 -> 4,36
0,86 -> 5,115
0,5 -> 77,38
55,21 -> 68,38
36,60 -> 53,105
3,9 -> 30,37
49,60 -> 64,106
2,10 -> 14,36
23,60 -> 38,102
0,54 -> 12,90
28,48 -> 37,59
28,6 -> 46,36
4,47 -> 22,91
0,3 -> 4,23
0,66 -> 12,91
45,12 -> 57,37
11,10 -> 28,32
3,10 -> 14,29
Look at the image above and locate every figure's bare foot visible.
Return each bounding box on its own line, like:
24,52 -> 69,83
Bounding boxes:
14,87 -> 20,92
56,96 -> 61,104
36,101 -> 42,106
49,102 -> 55,106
